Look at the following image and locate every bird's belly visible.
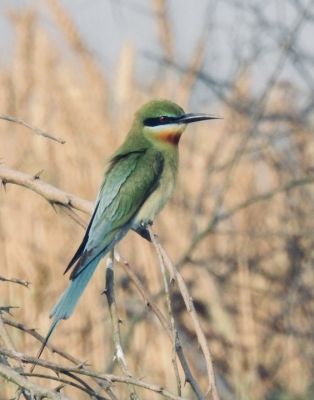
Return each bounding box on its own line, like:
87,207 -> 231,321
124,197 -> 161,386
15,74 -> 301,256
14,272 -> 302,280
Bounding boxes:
133,167 -> 176,226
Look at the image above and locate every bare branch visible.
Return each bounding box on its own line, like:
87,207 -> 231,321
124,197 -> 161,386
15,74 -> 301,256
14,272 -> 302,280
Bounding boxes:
0,275 -> 30,288
179,175 -> 314,266
104,252 -> 139,399
116,252 -> 205,399
2,317 -> 82,365
0,348 -> 186,400
116,253 -> 171,334
0,362 -> 70,400
148,230 -> 182,396
0,165 -> 92,214
0,310 -> 33,400
149,228 -> 219,400
0,113 -> 65,144
0,165 -> 201,398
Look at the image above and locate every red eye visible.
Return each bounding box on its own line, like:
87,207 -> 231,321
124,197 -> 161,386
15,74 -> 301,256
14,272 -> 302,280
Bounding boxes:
160,116 -> 166,122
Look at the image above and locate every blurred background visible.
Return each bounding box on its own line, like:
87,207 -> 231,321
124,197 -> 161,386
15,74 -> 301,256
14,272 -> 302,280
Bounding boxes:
1,0 -> 314,399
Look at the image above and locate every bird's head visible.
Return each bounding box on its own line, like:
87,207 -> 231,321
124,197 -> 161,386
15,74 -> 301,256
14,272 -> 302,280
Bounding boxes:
133,99 -> 219,146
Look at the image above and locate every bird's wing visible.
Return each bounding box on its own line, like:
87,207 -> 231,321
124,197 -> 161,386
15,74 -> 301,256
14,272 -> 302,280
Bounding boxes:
65,201 -> 100,271
65,148 -> 164,279
65,151 -> 143,271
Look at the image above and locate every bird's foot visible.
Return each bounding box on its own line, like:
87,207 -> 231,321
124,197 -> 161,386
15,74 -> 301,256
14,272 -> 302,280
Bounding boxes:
132,220 -> 153,242
140,219 -> 153,228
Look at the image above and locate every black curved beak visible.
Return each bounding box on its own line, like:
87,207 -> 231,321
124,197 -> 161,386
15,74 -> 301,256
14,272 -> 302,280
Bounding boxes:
176,113 -> 221,124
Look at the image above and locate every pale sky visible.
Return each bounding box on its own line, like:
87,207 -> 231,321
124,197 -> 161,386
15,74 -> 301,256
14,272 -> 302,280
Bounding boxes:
1,0 -> 313,107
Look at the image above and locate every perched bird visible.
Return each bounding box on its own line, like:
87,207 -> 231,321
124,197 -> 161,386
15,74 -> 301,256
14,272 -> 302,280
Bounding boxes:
34,99 -> 219,362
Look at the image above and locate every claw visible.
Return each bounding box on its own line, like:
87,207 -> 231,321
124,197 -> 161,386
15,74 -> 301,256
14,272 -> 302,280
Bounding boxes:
140,219 -> 153,228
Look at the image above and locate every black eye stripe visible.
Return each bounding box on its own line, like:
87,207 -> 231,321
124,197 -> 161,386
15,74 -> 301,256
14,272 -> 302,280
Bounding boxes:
143,116 -> 176,127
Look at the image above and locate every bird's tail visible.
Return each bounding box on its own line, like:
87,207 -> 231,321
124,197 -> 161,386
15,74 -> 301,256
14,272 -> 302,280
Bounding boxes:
50,253 -> 102,321
30,319 -> 60,373
30,254 -> 102,372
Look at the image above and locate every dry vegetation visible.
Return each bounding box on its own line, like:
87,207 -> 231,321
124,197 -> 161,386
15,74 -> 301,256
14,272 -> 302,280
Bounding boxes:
1,1 -> 314,399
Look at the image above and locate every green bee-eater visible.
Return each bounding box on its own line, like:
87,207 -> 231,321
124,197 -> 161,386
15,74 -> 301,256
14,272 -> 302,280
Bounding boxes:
36,99 -> 219,360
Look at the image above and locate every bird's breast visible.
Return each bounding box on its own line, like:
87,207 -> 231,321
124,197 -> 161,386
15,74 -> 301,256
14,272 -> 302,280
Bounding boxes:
134,154 -> 177,225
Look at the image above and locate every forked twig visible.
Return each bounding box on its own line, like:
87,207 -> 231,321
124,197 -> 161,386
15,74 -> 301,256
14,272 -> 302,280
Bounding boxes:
0,348 -> 185,400
116,252 -> 170,333
148,227 -> 219,400
0,363 -> 70,400
148,230 -> 182,396
0,311 -> 33,400
115,252 -> 205,399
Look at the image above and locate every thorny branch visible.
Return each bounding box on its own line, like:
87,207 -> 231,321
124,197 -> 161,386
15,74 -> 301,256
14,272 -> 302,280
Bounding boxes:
0,0 -> 314,400
2,164 -> 314,398
0,348 -> 185,400
0,163 -> 220,398
0,167 -> 195,399
0,165 -> 92,215
2,165 -> 313,262
2,317 -> 82,365
0,363 -> 71,400
0,303 -> 33,400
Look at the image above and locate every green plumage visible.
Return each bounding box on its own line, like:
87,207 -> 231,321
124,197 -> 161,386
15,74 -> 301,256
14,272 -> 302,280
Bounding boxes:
34,99 -> 218,363
52,100 -> 184,323
66,148 -> 165,279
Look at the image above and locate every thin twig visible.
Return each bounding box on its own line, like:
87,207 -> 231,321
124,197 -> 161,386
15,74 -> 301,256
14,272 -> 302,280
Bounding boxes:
0,363 -> 70,400
178,175 -> 314,266
0,169 -> 194,399
0,275 -> 30,288
3,164 -> 314,399
115,252 -> 205,399
148,228 -> 219,400
104,251 -> 140,399
115,252 -> 171,334
0,313 -> 33,400
0,113 -> 65,144
22,372 -> 109,400
2,317 -> 82,365
0,315 -> 17,363
148,230 -> 182,396
177,0 -> 314,269
2,164 -> 313,258
0,348 -> 186,400
2,319 -> 117,399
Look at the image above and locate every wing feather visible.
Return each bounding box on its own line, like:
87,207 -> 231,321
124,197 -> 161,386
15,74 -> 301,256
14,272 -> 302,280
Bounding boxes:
67,148 -> 164,279
64,201 -> 100,274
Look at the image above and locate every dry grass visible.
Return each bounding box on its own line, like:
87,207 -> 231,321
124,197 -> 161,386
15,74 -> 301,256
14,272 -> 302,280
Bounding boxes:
1,3 -> 314,400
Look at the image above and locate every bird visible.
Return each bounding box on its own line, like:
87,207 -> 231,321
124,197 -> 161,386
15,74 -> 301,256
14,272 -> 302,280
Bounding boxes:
33,99 -> 219,364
